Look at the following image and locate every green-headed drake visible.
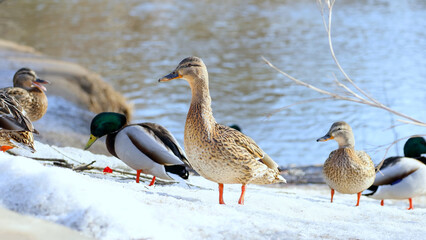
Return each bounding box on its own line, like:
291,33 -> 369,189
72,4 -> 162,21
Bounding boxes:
0,92 -> 37,153
84,112 -> 189,185
159,57 -> 285,205
364,137 -> 426,210
1,68 -> 50,122
317,121 -> 375,206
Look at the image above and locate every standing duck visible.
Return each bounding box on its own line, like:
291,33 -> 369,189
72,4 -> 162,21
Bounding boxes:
159,57 -> 285,205
317,121 -> 375,206
1,68 -> 50,122
363,137 -> 426,210
84,112 -> 189,185
0,92 -> 36,153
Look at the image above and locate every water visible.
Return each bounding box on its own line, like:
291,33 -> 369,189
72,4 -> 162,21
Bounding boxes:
1,0 -> 425,166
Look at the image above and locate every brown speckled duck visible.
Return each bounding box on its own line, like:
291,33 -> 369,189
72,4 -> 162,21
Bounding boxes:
317,121 -> 375,206
1,68 -> 49,122
159,56 -> 285,205
0,92 -> 36,153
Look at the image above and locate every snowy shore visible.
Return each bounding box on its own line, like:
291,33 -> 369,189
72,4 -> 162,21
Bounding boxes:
1,141 -> 425,240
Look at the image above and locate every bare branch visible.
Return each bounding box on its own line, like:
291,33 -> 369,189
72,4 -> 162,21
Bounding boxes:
332,74 -> 365,100
396,119 -> 426,127
73,161 -> 96,171
322,1 -> 384,107
262,57 -> 385,108
262,1 -> 426,128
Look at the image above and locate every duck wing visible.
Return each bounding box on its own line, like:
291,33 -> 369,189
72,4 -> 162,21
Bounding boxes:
126,123 -> 188,166
214,123 -> 279,170
0,92 -> 36,133
374,157 -> 424,186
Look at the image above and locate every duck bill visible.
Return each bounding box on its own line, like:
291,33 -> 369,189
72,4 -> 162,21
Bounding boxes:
33,78 -> 50,92
158,72 -> 181,82
317,134 -> 334,142
84,134 -> 98,150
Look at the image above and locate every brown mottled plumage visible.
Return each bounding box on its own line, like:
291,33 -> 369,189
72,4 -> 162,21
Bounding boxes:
1,68 -> 49,122
0,92 -> 36,152
159,56 -> 285,205
317,121 -> 375,206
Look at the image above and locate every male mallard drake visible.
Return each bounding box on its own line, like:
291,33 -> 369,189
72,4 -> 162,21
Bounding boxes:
403,136 -> 426,160
1,68 -> 50,122
159,57 -> 285,205
84,112 -> 189,185
363,137 -> 426,210
317,121 -> 375,206
0,92 -> 36,153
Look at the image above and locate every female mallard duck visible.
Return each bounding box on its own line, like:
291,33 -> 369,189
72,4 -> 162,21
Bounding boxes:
159,56 -> 285,205
84,112 -> 189,185
317,121 -> 375,206
1,68 -> 50,122
0,92 -> 36,153
363,137 -> 426,210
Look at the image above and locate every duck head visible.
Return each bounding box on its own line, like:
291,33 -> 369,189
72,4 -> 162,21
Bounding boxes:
13,68 -> 50,92
317,121 -> 355,148
403,137 -> 426,158
84,112 -> 127,150
158,57 -> 208,85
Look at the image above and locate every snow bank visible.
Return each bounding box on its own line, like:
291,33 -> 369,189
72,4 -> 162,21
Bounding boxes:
0,142 -> 425,240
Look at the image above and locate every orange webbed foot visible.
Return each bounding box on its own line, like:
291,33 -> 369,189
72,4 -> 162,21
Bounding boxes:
0,146 -> 14,152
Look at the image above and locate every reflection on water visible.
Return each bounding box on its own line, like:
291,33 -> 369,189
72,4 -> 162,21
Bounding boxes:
1,0 -> 425,165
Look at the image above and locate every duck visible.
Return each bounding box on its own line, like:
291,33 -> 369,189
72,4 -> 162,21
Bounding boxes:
363,137 -> 426,210
1,68 -> 50,122
159,56 -> 285,205
0,92 -> 37,153
317,121 -> 375,206
84,112 -> 189,185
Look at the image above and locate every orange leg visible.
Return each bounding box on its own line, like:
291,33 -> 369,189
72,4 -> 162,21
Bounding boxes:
148,176 -> 156,186
380,200 -> 384,206
407,198 -> 413,210
136,170 -> 142,183
219,183 -> 225,205
238,184 -> 246,205
0,146 -> 14,152
330,189 -> 335,203
355,192 -> 361,206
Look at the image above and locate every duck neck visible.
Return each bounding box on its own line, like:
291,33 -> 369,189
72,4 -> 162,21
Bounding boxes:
187,76 -> 215,132
336,135 -> 355,149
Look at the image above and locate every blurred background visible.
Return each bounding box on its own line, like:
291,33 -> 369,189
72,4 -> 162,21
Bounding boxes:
0,0 -> 425,166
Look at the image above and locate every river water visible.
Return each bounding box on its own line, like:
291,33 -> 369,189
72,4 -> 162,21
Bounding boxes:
1,0 -> 425,166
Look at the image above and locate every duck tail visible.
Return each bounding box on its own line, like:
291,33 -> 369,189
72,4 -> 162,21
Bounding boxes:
276,174 -> 287,183
362,185 -> 378,196
165,165 -> 189,180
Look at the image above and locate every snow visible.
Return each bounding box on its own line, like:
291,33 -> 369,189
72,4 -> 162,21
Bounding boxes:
1,141 -> 426,240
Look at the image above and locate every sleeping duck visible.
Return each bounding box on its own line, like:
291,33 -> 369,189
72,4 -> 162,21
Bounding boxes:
363,137 -> 426,210
159,57 -> 285,205
317,121 -> 376,206
1,68 -> 50,122
0,92 -> 37,153
84,112 -> 189,185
